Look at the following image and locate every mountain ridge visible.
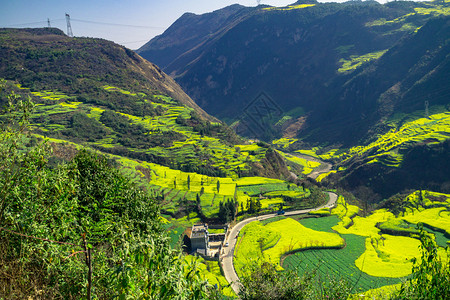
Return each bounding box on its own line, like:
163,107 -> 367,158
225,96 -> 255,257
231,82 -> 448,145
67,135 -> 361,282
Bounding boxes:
138,4 -> 254,74
0,27 -> 215,122
0,27 -> 291,182
138,1 -> 449,146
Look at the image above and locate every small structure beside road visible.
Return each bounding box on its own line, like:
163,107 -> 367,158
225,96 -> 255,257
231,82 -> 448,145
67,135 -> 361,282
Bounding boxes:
189,223 -> 229,258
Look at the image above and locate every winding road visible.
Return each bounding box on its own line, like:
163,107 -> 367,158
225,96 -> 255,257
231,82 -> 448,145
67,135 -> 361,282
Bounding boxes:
221,191 -> 338,294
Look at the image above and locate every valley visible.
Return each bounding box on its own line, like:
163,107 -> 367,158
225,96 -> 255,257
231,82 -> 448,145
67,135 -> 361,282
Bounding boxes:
1,0 -> 449,299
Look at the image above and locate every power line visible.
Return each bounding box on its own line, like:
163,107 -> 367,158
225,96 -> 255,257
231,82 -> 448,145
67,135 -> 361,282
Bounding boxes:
70,18 -> 164,29
5,20 -> 49,27
3,18 -> 163,31
3,19 -> 65,27
118,39 -> 151,45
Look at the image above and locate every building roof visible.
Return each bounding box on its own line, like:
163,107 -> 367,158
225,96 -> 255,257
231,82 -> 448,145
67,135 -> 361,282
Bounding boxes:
190,224 -> 208,239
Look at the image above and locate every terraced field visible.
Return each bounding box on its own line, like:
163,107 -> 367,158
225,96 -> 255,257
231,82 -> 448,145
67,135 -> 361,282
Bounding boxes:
293,109 -> 450,185
338,50 -> 388,73
19,83 -> 275,179
318,111 -> 450,169
349,112 -> 450,165
277,151 -> 321,175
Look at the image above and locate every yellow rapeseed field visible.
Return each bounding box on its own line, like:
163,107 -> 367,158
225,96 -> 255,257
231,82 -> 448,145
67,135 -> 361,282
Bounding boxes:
264,218 -> 344,266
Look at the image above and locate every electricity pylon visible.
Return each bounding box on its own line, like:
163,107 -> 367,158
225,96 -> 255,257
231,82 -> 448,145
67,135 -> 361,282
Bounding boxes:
65,13 -> 73,37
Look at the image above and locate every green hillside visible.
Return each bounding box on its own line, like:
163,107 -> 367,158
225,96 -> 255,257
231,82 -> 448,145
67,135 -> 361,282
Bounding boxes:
0,28 -> 297,181
0,28 -> 325,230
0,29 -> 321,298
0,94 -> 216,298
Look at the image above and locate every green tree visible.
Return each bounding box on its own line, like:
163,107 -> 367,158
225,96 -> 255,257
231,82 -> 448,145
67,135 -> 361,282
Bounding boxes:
308,186 -> 327,207
187,174 -> 191,190
218,199 -> 238,223
256,198 -> 262,212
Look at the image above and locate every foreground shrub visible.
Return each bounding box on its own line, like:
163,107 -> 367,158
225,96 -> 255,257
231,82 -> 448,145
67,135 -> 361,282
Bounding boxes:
0,87 -> 216,299
239,262 -> 351,300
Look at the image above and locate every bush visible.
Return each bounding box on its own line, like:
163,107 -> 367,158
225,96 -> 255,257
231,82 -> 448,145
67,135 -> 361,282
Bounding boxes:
239,262 -> 351,300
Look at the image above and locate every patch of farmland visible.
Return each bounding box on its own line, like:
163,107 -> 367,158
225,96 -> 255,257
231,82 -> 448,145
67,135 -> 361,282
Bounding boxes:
333,209 -> 393,237
402,207 -> 450,235
283,234 -> 401,292
264,190 -> 308,198
31,90 -> 74,101
263,218 -> 344,267
377,219 -> 449,247
355,235 -> 421,278
260,197 -> 284,209
234,221 -> 281,277
238,183 -> 299,196
297,215 -> 340,232
422,225 -> 449,248
331,196 -> 360,230
235,176 -> 285,186
277,151 -> 321,175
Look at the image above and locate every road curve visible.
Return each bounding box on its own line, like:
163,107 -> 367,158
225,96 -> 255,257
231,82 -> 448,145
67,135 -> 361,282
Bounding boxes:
221,192 -> 338,295
289,153 -> 333,180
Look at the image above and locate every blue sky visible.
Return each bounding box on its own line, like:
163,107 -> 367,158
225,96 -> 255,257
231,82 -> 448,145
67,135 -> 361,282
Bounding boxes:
1,0 -> 388,49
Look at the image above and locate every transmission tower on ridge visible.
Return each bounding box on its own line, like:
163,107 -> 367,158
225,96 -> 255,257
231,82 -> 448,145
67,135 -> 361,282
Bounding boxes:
47,18 -> 51,28
65,13 -> 73,37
